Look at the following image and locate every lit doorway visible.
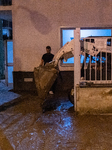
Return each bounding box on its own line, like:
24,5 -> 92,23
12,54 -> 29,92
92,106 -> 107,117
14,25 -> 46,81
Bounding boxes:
0,10 -> 13,86
4,40 -> 13,86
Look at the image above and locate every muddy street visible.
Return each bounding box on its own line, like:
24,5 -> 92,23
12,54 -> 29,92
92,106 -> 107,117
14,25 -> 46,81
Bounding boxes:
0,85 -> 112,149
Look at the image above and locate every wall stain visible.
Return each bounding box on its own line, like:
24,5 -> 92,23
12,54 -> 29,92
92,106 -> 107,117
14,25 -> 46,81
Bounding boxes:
17,6 -> 52,35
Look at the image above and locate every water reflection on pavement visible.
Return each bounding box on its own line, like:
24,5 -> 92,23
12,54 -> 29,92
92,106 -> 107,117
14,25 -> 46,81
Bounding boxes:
0,92 -> 112,150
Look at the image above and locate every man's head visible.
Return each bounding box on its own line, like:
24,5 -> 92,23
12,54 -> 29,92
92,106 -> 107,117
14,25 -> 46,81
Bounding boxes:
46,46 -> 51,53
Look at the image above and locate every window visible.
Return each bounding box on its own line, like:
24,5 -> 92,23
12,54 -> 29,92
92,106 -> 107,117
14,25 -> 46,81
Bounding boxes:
0,0 -> 12,6
61,28 -> 111,64
91,39 -> 94,43
107,38 -> 111,46
85,39 -> 90,42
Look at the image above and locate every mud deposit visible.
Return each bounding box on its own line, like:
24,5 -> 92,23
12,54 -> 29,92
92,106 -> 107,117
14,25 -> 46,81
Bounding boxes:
0,91 -> 112,150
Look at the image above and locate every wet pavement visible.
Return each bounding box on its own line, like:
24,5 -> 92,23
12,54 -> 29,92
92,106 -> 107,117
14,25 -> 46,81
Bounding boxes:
0,81 -> 20,106
0,82 -> 112,149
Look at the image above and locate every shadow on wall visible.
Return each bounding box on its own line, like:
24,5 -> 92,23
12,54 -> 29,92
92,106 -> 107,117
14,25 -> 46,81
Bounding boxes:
17,6 -> 52,35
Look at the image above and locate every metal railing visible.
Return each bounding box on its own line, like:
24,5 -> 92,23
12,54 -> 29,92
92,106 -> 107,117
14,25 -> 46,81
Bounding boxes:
80,37 -> 112,85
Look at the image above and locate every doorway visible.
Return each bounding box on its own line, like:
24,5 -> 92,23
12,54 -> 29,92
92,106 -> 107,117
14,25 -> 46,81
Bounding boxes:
0,10 -> 13,86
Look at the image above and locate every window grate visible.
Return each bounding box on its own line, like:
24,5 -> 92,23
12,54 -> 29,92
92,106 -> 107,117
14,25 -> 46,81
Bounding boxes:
0,0 -> 12,6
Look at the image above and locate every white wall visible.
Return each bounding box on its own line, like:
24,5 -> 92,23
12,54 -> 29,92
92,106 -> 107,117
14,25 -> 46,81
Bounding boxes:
77,87 -> 112,114
12,0 -> 112,71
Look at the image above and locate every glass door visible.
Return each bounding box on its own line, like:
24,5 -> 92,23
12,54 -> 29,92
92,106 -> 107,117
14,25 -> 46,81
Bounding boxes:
5,40 -> 13,86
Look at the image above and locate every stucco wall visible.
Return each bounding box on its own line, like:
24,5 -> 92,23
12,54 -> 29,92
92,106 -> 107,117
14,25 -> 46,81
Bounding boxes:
12,0 -> 112,71
76,86 -> 112,114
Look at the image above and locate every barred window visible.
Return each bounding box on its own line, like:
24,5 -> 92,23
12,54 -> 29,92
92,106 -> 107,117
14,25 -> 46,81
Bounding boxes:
107,38 -> 111,46
0,0 -> 12,6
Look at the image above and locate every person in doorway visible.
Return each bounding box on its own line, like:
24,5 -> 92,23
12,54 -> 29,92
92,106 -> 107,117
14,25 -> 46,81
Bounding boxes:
40,46 -> 56,94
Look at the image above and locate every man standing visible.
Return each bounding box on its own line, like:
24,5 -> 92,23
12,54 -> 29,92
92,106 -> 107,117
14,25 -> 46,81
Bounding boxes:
40,46 -> 54,66
40,46 -> 55,94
